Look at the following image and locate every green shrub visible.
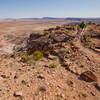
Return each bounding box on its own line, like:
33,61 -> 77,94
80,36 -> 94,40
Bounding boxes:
21,51 -> 43,64
21,54 -> 35,64
56,94 -> 63,100
50,62 -> 58,68
33,51 -> 43,61
44,30 -> 50,35
61,61 -> 67,67
21,54 -> 29,62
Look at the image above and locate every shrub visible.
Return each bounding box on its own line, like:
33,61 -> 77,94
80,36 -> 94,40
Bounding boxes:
82,36 -> 94,48
21,54 -> 29,62
21,51 -> 43,64
81,93 -> 88,97
44,30 -> 50,35
33,51 -> 43,61
21,54 -> 35,64
84,42 -> 92,47
55,26 -> 61,30
50,62 -> 58,68
89,29 -> 94,32
56,94 -> 63,100
88,21 -> 95,25
61,61 -> 68,67
69,39 -> 74,45
58,48 -> 67,56
48,28 -> 54,31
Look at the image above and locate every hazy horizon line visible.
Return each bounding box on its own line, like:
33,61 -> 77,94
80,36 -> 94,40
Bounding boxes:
1,17 -> 100,19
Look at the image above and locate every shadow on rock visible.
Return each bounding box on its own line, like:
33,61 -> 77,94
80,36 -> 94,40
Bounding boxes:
94,83 -> 100,91
78,71 -> 97,82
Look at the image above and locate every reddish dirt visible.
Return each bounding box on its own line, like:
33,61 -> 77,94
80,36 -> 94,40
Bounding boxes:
0,21 -> 100,100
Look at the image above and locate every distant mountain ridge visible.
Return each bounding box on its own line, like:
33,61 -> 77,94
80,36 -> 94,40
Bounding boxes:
1,17 -> 100,22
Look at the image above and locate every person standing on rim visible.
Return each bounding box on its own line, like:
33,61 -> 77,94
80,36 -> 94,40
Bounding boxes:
77,21 -> 86,38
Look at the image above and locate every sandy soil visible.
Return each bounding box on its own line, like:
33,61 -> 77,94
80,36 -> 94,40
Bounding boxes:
0,21 -> 100,100
0,20 -> 70,55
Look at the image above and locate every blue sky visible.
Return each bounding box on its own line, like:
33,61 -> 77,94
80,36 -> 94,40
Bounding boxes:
0,0 -> 100,18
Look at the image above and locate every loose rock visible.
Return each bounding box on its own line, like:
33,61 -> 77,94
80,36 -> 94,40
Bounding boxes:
14,91 -> 23,97
37,74 -> 45,79
94,83 -> 100,91
79,71 -> 97,82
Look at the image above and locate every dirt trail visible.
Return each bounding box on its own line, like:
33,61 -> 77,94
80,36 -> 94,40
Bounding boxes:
74,39 -> 100,64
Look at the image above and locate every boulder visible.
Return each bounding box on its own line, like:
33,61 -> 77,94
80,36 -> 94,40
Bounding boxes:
27,32 -> 70,55
79,71 -> 97,82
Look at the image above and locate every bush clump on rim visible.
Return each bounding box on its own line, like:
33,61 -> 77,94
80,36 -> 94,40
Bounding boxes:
50,62 -> 58,68
33,51 -> 43,61
21,51 -> 43,64
55,26 -> 61,30
44,30 -> 50,35
21,54 -> 35,64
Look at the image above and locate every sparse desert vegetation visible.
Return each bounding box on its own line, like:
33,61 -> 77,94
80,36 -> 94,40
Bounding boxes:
0,21 -> 100,100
